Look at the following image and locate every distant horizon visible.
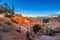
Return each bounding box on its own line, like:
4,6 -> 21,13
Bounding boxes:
1,0 -> 60,17
15,13 -> 60,17
15,12 -> 60,17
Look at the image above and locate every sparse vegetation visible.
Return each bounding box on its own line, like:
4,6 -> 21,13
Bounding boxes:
0,0 -> 60,40
0,1 -> 14,14
16,30 -> 21,33
33,24 -> 41,34
5,14 -> 12,18
48,29 -> 55,36
43,18 -> 50,23
26,29 -> 31,40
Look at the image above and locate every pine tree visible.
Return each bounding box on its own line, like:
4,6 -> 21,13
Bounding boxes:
33,24 -> 40,34
11,4 -> 14,14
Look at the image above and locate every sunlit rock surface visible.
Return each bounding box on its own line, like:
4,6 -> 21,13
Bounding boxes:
0,15 -> 60,40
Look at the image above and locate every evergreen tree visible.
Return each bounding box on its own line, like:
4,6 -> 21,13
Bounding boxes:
26,29 -> 31,40
3,2 -> 11,13
11,4 -> 14,14
33,24 -> 41,34
0,5 -> 5,13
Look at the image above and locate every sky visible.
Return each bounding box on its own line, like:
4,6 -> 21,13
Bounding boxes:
1,0 -> 60,17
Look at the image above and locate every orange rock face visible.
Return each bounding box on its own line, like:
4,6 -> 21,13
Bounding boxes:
11,14 -> 43,29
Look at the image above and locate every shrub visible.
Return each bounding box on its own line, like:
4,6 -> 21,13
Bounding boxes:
5,14 -> 12,18
16,30 -> 21,33
43,18 -> 50,23
33,24 -> 41,34
48,29 -> 55,36
26,30 -> 31,40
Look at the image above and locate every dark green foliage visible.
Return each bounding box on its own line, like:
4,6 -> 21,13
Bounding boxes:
3,2 -> 12,13
5,14 -> 12,18
0,5 -> 5,13
11,5 -> 14,14
43,18 -> 50,23
27,30 -> 29,38
0,1 -> 15,14
16,30 -> 21,33
0,10 -> 3,13
0,10 -> 4,13
33,24 -> 41,34
26,30 -> 31,40
48,29 -> 55,36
